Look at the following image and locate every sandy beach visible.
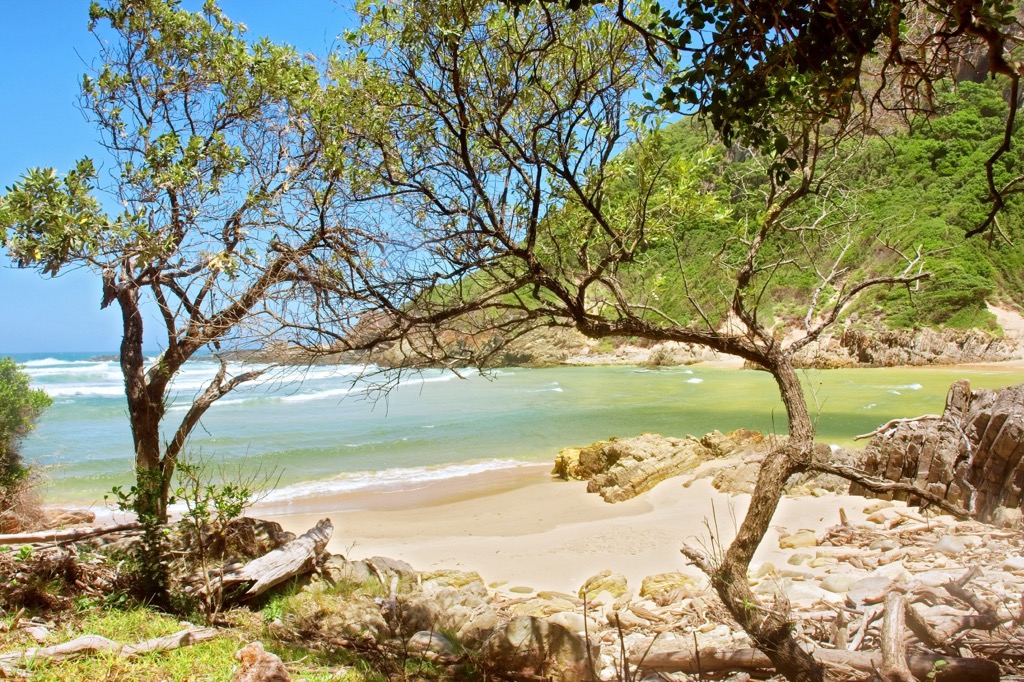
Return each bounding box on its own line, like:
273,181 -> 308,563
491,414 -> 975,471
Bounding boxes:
256,463 -> 876,595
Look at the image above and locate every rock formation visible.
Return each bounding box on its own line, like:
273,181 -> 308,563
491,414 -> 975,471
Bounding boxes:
852,380 -> 1024,524
554,429 -> 849,501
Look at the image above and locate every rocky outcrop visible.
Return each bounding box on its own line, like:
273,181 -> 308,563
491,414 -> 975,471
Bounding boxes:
851,380 -> 1024,523
554,430 -> 850,501
792,326 -> 1022,368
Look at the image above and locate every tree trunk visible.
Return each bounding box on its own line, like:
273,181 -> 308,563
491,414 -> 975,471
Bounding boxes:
116,284 -> 169,523
699,352 -> 824,682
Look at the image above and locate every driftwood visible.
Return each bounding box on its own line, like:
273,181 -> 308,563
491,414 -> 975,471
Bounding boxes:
880,592 -> 915,682
637,646 -> 1000,681
0,523 -> 141,546
218,518 -> 332,599
853,415 -> 942,440
0,627 -> 218,667
808,462 -> 971,518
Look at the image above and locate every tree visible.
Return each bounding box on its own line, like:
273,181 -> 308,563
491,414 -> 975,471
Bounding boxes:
560,0 -> 1024,239
0,0 -> 362,527
0,357 -> 52,528
330,1 -> 945,679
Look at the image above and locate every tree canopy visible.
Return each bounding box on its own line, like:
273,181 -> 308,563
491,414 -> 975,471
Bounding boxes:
520,0 -> 1024,238
0,0 -> 368,525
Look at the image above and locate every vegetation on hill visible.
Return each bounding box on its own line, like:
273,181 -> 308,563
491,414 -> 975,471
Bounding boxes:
597,80 -> 1024,336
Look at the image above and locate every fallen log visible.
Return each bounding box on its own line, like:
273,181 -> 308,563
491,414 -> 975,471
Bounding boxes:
0,523 -> 141,546
0,627 -> 218,666
636,646 -> 1000,682
218,518 -> 332,599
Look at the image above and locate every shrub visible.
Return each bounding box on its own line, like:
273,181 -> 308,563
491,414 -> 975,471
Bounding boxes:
0,357 -> 52,531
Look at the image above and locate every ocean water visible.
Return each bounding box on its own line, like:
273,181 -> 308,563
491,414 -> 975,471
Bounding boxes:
9,352 -> 1022,509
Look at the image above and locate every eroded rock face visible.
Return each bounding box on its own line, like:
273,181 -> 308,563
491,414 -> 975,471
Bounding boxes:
852,380 -> 1024,522
553,433 -> 716,502
792,327 -> 1022,368
554,429 -> 844,501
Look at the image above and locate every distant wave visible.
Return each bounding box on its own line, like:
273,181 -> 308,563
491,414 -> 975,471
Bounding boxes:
280,387 -> 356,403
686,377 -> 704,384
43,385 -> 126,398
22,358 -> 96,368
255,458 -> 534,504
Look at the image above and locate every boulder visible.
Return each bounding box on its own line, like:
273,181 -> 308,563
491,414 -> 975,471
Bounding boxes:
639,572 -> 699,606
579,570 -> 629,601
407,630 -> 456,657
322,557 -> 372,585
231,642 -> 291,682
480,616 -> 596,682
793,327 -> 1022,368
283,585 -> 388,641
779,529 -> 817,549
400,584 -> 499,648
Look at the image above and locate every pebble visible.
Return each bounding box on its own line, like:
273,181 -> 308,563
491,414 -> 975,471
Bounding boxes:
846,576 -> 892,606
788,553 -> 813,566
820,574 -> 859,593
863,501 -> 894,514
780,529 -> 818,549
933,535 -> 968,555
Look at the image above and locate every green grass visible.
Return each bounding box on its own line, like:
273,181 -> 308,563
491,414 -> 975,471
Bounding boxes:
1,606 -> 369,681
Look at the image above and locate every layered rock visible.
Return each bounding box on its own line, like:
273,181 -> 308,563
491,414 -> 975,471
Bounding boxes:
852,380 -> 1024,523
792,326 -> 1022,368
554,429 -> 849,502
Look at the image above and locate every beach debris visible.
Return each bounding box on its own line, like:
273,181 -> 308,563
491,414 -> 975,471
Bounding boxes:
244,497 -> 1024,681
230,641 -> 291,682
216,518 -> 333,601
637,645 -> 999,681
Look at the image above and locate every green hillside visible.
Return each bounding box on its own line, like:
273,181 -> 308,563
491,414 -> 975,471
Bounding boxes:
616,81 -> 1024,334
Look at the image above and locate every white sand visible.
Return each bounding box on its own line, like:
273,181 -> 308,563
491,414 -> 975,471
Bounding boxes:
256,465 -> 872,594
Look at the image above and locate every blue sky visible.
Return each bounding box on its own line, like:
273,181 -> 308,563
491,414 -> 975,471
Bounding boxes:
0,1 -> 354,353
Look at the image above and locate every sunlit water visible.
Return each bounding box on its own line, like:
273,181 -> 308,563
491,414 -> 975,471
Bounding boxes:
10,352 -> 1022,508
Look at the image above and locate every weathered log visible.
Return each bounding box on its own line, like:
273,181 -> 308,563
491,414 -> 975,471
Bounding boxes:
636,646 -> 1000,682
880,593 -> 915,682
0,523 -> 141,546
904,602 -> 951,654
218,518 -> 332,599
0,627 -> 218,665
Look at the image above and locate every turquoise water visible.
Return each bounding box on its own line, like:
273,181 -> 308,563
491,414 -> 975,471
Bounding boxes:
9,352 -> 1022,507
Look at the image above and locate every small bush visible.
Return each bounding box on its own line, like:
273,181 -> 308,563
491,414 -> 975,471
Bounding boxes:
0,357 -> 52,532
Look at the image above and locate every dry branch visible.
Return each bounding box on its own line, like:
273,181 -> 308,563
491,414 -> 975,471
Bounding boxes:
853,415 -> 942,440
808,462 -> 971,518
0,523 -> 141,546
0,627 -> 218,666
636,646 -> 1000,681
